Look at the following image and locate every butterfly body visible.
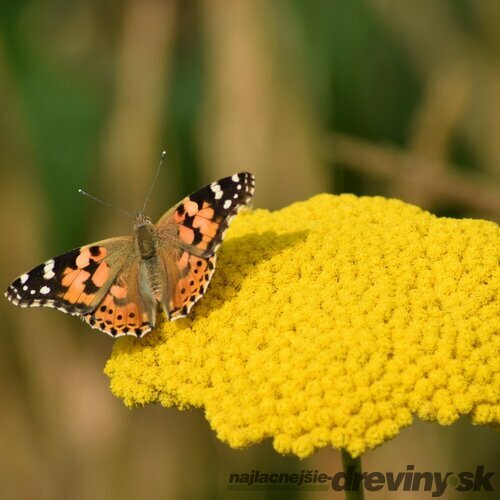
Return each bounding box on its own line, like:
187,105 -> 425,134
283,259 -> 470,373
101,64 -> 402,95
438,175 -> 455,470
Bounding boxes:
134,215 -> 157,259
5,172 -> 255,338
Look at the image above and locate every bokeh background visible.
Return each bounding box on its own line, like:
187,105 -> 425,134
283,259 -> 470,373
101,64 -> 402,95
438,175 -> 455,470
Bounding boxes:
0,1 -> 498,499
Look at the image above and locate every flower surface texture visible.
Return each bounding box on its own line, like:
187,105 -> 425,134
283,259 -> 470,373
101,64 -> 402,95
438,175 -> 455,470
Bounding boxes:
105,194 -> 500,458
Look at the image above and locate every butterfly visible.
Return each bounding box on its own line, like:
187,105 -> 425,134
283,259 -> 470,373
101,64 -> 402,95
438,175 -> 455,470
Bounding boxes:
5,172 -> 255,338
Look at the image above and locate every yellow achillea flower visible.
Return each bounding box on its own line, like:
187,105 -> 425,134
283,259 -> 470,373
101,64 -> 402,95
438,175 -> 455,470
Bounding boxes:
105,194 -> 500,458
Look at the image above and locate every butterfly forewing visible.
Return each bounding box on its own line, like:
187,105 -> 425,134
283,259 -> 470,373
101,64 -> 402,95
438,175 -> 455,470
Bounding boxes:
156,172 -> 255,257
5,238 -> 131,315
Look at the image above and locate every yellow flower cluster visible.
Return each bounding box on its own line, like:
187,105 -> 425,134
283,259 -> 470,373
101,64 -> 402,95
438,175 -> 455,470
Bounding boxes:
105,194 -> 500,458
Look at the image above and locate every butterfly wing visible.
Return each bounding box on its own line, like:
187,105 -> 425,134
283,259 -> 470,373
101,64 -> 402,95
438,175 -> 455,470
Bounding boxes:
156,172 -> 255,257
156,172 -> 255,319
5,237 -> 131,313
159,247 -> 217,320
4,236 -> 154,337
82,259 -> 156,338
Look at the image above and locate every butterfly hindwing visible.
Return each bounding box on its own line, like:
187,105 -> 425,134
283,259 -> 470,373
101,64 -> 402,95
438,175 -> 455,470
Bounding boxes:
159,246 -> 217,320
82,260 -> 155,338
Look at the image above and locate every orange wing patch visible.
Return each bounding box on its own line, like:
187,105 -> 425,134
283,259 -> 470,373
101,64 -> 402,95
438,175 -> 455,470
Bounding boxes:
173,201 -> 222,252
58,245 -> 111,309
62,268 -> 94,307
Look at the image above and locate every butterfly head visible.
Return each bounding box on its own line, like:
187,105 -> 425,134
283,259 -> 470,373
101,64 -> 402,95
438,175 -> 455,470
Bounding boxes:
133,212 -> 153,229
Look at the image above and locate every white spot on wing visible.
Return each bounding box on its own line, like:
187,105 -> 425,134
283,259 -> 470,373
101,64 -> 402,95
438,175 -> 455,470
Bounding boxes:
210,183 -> 221,192
223,199 -> 232,209
231,174 -> 240,182
30,290 -> 35,295
43,261 -> 55,279
20,274 -> 29,284
214,190 -> 223,200
40,286 -> 50,295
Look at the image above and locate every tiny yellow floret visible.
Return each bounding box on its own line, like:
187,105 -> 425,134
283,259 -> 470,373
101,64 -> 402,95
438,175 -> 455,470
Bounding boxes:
105,194 -> 500,458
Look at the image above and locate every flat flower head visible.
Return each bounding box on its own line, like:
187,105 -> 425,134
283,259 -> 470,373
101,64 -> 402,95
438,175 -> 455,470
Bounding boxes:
105,194 -> 500,458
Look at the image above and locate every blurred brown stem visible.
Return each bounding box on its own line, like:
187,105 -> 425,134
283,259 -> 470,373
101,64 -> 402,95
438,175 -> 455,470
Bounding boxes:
327,133 -> 500,221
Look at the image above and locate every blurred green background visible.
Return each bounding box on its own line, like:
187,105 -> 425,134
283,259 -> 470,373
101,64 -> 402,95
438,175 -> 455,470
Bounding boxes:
0,1 -> 498,499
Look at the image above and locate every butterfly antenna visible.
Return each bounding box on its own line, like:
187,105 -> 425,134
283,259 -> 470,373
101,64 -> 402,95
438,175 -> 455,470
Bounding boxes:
78,189 -> 135,218
142,150 -> 166,214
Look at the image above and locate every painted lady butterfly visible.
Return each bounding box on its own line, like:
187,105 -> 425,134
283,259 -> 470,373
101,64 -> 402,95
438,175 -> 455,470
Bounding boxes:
5,172 -> 255,338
